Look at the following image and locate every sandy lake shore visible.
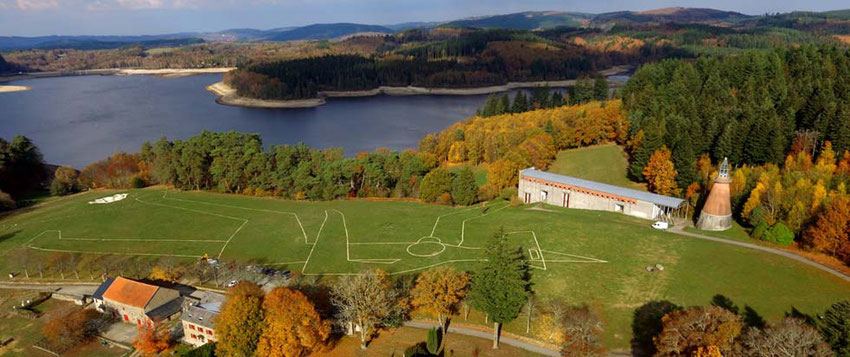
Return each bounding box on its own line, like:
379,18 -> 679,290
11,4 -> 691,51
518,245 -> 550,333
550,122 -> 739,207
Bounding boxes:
0,85 -> 31,93
118,68 -> 236,78
207,82 -> 326,108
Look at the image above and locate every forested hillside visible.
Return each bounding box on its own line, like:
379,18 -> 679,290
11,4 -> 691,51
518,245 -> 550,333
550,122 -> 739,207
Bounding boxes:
223,28 -> 676,99
623,46 -> 850,188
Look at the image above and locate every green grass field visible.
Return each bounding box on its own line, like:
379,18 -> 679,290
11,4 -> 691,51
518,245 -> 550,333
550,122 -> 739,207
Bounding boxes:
548,144 -> 646,190
1,189 -> 849,349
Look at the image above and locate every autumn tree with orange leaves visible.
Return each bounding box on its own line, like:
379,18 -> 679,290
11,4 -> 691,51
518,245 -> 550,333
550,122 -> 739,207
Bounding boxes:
256,288 -> 331,357
215,282 -> 265,357
653,305 -> 742,356
643,146 -> 679,196
804,195 -> 850,262
411,266 -> 470,335
133,325 -> 171,355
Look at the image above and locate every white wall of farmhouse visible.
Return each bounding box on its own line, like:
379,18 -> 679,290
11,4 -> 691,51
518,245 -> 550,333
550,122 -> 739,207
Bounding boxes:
519,173 -> 663,220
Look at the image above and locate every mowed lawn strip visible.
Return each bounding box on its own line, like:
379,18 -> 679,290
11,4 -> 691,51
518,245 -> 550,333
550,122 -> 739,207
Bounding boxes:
2,188 -> 850,349
548,144 -> 646,190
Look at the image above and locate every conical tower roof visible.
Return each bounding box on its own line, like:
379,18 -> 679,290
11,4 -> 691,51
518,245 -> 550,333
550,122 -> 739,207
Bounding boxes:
697,158 -> 733,231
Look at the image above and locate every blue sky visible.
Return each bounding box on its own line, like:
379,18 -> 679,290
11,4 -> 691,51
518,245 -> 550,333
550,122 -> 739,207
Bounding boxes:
0,0 -> 846,36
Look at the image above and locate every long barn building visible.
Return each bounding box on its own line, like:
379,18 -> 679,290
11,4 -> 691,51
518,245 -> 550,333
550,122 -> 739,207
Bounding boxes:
518,168 -> 686,221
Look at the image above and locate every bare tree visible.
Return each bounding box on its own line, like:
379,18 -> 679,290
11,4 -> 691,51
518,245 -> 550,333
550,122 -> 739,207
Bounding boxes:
9,248 -> 33,279
330,269 -> 402,350
561,305 -> 604,357
737,318 -> 833,357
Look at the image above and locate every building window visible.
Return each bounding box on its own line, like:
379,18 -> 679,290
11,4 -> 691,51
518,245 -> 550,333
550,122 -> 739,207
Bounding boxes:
207,329 -> 213,335
189,324 -> 195,330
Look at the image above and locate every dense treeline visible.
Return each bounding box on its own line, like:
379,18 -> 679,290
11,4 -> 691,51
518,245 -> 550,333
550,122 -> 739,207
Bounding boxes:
70,100 -> 624,205
422,101 -> 627,190
623,46 -> 850,189
224,28 -> 663,100
0,135 -> 46,210
1,37 -> 385,72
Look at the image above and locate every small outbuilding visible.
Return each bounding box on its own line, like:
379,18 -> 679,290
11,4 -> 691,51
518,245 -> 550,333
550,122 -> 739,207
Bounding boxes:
518,168 -> 687,221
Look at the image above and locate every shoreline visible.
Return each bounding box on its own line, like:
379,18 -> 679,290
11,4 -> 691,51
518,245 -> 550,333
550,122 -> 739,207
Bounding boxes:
209,76 -> 628,109
206,82 -> 326,109
0,85 -> 31,93
0,67 -> 234,83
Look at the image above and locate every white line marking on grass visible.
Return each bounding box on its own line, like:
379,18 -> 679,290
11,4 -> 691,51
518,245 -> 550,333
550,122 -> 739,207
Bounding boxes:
429,206 -> 478,237
162,190 -> 310,244
541,250 -> 608,263
460,203 -> 510,246
216,219 -> 248,259
267,260 -> 308,266
301,211 -> 328,274
27,245 -> 203,258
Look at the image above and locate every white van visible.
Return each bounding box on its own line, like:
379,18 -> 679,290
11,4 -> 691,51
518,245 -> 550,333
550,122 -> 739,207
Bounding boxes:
652,221 -> 669,230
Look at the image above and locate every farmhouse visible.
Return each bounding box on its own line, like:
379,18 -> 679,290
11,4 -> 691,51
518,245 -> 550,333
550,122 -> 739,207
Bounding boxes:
518,168 -> 687,221
182,302 -> 220,347
100,277 -> 182,328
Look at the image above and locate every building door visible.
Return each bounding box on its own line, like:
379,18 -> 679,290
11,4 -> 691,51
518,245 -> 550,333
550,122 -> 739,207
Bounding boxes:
615,203 -> 624,212
563,193 -> 569,207
541,190 -> 548,201
524,192 -> 531,203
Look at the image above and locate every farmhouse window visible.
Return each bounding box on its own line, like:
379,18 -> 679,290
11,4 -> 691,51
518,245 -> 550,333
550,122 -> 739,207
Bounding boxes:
189,324 -> 195,330
207,329 -> 213,335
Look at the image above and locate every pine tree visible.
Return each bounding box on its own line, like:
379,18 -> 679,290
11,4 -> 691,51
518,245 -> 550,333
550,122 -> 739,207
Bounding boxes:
819,300 -> 850,356
512,92 -> 529,113
469,227 -> 531,349
551,91 -> 564,107
593,76 -> 609,101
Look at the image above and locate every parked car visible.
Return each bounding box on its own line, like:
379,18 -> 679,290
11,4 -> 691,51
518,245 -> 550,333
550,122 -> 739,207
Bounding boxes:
278,270 -> 291,280
226,280 -> 240,288
652,221 -> 669,230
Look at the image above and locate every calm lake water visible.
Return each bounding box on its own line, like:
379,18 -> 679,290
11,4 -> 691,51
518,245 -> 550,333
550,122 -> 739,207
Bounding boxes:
0,74 -> 495,168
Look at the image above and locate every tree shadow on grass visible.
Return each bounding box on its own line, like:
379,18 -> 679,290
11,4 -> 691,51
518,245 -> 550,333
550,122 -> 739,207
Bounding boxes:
630,300 -> 682,357
0,229 -> 20,244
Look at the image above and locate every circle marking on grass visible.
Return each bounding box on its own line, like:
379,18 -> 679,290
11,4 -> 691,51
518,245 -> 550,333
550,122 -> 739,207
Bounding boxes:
406,237 -> 447,257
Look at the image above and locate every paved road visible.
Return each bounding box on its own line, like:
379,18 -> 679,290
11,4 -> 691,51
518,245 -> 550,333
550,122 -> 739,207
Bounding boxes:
669,227 -> 850,283
404,321 -> 561,357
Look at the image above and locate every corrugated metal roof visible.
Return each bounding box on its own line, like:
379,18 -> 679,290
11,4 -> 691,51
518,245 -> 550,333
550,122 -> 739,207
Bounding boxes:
92,277 -> 115,300
520,168 -> 686,208
183,304 -> 219,330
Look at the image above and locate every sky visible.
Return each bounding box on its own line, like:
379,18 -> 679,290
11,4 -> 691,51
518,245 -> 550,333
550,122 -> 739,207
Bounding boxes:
0,0 -> 847,36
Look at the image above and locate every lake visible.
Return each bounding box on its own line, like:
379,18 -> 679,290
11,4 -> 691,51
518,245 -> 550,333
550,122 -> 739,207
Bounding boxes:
0,73 -> 499,168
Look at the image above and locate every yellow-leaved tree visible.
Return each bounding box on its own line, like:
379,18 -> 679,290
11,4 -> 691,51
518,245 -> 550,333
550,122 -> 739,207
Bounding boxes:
411,266 -> 470,335
256,288 -> 331,357
642,146 -> 679,196
215,282 -> 265,357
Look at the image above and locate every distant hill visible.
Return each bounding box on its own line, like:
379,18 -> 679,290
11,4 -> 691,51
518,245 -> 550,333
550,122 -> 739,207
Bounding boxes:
263,23 -> 394,41
0,34 -> 199,51
591,7 -> 752,26
445,11 -> 594,30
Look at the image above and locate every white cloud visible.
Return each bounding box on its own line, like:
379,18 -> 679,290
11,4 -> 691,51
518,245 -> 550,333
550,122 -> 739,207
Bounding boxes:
15,0 -> 59,10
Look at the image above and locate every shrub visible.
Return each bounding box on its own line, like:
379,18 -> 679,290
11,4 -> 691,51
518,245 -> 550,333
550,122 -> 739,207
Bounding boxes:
420,168 -> 454,202
499,187 -> 518,201
510,195 -> 523,207
766,222 -> 794,246
477,183 -> 499,202
131,176 -> 145,188
751,222 -> 769,240
436,192 -> 454,206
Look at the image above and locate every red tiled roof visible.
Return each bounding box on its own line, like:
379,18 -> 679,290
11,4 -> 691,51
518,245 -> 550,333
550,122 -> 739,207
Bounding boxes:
102,277 -> 158,308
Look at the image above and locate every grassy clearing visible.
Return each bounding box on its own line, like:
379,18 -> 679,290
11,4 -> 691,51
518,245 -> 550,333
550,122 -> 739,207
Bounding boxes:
1,189 -> 849,349
685,221 -> 752,243
548,144 -> 645,190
